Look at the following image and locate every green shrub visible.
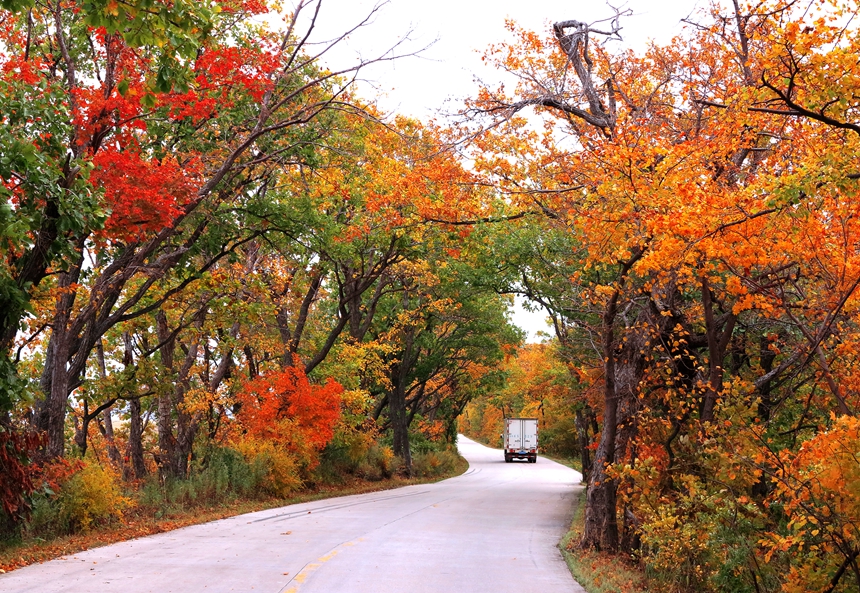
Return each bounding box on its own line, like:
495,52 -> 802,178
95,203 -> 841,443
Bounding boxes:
24,461 -> 129,537
235,439 -> 301,497
319,429 -> 373,474
24,490 -> 62,538
355,444 -> 399,481
141,446 -> 267,508
539,416 -> 581,459
411,449 -> 458,478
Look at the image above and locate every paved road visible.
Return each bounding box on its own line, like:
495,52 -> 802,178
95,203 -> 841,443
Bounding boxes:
1,435 -> 585,593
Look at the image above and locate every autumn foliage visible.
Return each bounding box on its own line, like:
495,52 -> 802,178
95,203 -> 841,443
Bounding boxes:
1,0 -> 502,553
0,430 -> 41,527
235,367 -> 343,457
459,1 -> 860,591
90,149 -> 196,241
6,0 -> 860,589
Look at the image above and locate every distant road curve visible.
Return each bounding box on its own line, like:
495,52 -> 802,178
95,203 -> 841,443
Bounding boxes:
1,435 -> 585,593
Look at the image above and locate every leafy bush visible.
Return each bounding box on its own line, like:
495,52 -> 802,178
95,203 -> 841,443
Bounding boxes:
23,458 -> 84,538
0,428 -> 41,536
411,449 -> 459,478
311,429 -> 375,485
58,463 -> 131,531
235,438 -> 301,497
26,461 -> 131,536
355,444 -> 399,481
407,430 -> 444,455
25,490 -> 61,538
140,446 -> 265,508
539,416 -> 580,459
761,415 -> 860,593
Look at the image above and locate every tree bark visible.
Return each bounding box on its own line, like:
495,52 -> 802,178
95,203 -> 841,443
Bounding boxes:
96,341 -> 124,470
575,409 -> 592,481
156,310 -> 179,477
34,254 -> 84,458
583,291 -> 622,551
100,407 -> 123,470
127,396 -> 147,479
700,275 -> 736,422
122,333 -> 147,479
389,326 -> 417,476
582,250 -> 642,552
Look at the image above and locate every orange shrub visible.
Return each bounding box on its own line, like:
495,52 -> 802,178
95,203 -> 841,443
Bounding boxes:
235,367 -> 343,468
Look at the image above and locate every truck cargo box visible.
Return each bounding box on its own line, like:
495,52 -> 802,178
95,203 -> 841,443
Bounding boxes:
503,418 -> 538,463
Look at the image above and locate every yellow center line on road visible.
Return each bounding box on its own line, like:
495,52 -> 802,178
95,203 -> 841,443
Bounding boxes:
281,540 -> 361,593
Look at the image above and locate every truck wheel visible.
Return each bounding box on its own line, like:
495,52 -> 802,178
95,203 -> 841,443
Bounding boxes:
504,454 -> 511,463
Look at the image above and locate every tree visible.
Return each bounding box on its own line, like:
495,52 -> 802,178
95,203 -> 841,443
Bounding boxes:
1,0 -> 417,457
470,1 -> 860,571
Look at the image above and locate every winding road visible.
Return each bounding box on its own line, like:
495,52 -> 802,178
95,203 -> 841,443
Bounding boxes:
1,436 -> 585,593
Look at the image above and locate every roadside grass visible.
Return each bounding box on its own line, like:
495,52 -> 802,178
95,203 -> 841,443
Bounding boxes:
0,454 -> 468,574
539,452 -> 584,475
561,488 -> 649,593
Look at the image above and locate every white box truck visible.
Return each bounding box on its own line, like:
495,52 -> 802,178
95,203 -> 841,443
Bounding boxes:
504,418 -> 538,463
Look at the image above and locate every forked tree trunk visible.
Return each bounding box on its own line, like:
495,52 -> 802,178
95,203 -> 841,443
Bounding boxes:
35,259 -> 82,458
582,252 -> 642,551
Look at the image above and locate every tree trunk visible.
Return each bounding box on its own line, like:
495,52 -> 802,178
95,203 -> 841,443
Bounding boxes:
582,293 -> 621,551
120,332 -> 147,479
100,407 -> 123,470
389,327 -> 417,476
156,310 -> 179,478
96,341 -> 124,470
582,251 -> 642,552
615,334 -> 645,554
34,259 -> 83,458
575,408 -> 592,481
73,401 -> 90,456
700,275 -> 736,423
390,367 -> 412,476
127,397 -> 147,479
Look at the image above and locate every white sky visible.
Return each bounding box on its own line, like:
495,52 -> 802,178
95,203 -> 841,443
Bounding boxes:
307,0 -> 703,119
302,0 -> 704,341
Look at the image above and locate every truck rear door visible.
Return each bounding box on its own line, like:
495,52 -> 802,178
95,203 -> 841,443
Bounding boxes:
522,420 -> 538,451
508,419 -> 524,450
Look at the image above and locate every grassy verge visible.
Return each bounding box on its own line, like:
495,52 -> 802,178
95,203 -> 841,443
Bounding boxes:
540,452 -> 584,474
0,454 -> 468,574
561,488 -> 649,593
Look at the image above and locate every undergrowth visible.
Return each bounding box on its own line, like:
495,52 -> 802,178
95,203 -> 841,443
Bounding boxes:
0,444 -> 467,573
561,488 -> 648,593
